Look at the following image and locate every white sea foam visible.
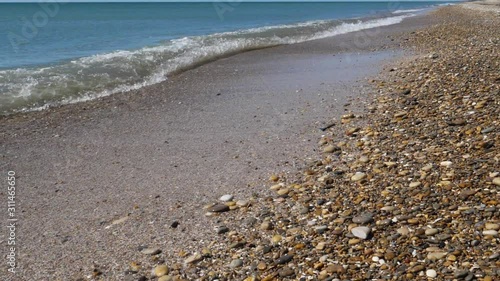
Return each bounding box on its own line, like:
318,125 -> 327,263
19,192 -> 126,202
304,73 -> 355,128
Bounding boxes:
392,8 -> 426,14
0,14 -> 416,115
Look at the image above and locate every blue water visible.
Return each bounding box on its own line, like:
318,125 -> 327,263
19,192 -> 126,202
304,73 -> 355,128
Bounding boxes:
0,2 -> 453,115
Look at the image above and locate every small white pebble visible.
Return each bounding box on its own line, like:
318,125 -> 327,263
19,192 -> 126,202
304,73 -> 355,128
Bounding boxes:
440,161 -> 452,167
219,194 -> 234,202
426,269 -> 437,278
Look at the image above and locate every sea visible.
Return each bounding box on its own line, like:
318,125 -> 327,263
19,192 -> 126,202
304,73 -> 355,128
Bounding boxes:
0,1 -> 455,115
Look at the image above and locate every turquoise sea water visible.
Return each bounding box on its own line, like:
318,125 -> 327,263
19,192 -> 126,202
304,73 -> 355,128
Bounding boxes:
0,2 -> 453,115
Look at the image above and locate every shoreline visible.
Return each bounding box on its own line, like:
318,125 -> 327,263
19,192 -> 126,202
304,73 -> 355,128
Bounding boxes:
1,4 -> 499,280
1,15 -> 429,280
0,7 -> 431,120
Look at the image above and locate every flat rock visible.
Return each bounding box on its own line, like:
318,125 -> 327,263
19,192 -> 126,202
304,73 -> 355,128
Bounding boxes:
141,248 -> 161,255
351,172 -> 366,182
315,225 -> 328,234
483,230 -> 498,236
185,253 -> 203,264
485,223 -> 499,230
352,213 -> 373,224
229,259 -> 243,268
208,204 -> 230,213
410,265 -> 425,273
351,226 -> 371,240
219,194 -> 234,202
275,254 -> 293,265
427,252 -> 447,260
425,228 -> 439,236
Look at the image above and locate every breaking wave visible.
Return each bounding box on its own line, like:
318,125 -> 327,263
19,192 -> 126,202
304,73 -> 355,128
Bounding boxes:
0,13 -> 415,115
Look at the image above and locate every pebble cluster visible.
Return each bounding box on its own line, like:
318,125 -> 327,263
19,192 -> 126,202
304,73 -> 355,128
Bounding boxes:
94,6 -> 498,281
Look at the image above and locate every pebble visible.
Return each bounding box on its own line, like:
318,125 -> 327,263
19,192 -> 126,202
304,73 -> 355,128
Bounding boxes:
275,255 -> 293,265
426,269 -> 437,278
427,252 -> 447,260
381,206 -> 395,212
323,145 -> 338,153
277,188 -> 290,195
278,266 -> 295,277
141,248 -> 161,255
229,259 -> 243,268
351,226 -> 371,240
153,265 -> 169,277
410,265 -> 425,273
215,225 -> 229,234
425,228 -> 439,236
409,181 -> 421,188
269,174 -> 279,181
351,172 -> 366,182
352,213 -> 374,224
208,204 -> 230,213
440,161 -> 452,167
236,199 -> 249,207
454,270 -> 469,279
315,225 -> 328,234
485,223 -> 499,230
272,235 -> 282,243
397,227 -> 410,236
260,221 -> 273,230
219,194 -> 234,202
482,230 -> 498,236
492,177 -> 500,186
185,253 -> 203,264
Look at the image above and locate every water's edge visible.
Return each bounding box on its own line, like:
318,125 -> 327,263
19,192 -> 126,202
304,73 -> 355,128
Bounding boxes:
0,6 -> 442,116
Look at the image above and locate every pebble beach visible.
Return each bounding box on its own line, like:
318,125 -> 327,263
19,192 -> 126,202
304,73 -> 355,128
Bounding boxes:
1,2 -> 499,281
129,4 -> 500,281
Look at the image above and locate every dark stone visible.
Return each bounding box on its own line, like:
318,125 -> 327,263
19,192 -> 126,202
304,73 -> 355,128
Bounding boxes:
275,254 -> 294,265
208,204 -> 230,213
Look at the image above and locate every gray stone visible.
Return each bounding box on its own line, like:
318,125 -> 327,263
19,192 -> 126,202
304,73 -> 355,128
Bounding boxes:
352,213 -> 374,224
351,226 -> 371,240
219,194 -> 234,202
229,259 -> 243,268
208,204 -> 230,213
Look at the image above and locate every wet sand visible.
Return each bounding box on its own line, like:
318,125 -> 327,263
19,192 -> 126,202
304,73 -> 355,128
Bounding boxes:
3,13 -> 436,280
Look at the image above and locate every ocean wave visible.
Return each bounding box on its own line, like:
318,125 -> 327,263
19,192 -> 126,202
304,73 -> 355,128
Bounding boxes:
0,14 -> 414,115
392,8 -> 426,14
